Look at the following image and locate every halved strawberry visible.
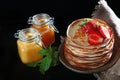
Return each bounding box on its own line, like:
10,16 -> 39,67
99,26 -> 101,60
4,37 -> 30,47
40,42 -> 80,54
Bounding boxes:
81,25 -> 87,33
86,21 -> 97,31
99,26 -> 110,39
88,31 -> 104,45
81,21 -> 97,33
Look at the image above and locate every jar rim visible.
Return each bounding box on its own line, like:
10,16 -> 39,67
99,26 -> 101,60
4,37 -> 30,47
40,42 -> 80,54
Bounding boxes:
28,13 -> 52,26
15,28 -> 41,43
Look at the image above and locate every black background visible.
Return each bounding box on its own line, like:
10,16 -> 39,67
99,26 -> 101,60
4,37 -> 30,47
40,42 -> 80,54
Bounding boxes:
0,0 -> 120,80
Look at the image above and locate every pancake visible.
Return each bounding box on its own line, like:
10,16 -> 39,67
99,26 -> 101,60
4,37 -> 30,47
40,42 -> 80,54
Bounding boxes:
65,39 -> 114,56
64,18 -> 114,69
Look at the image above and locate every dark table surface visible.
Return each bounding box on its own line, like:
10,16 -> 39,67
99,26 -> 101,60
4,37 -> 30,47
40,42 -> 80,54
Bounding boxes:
0,0 -> 120,80
0,25 -> 97,80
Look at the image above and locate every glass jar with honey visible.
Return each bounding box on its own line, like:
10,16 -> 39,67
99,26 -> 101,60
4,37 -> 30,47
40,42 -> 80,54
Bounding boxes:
14,28 -> 43,64
28,13 -> 59,47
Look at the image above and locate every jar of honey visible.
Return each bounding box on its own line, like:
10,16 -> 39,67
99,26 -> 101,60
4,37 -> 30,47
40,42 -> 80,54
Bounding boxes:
28,13 -> 59,47
14,28 -> 43,64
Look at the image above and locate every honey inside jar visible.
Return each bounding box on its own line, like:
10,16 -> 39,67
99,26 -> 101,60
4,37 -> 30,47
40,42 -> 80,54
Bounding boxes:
28,13 -> 59,47
32,24 -> 55,47
17,39 -> 43,64
15,28 -> 43,64
25,33 -> 34,38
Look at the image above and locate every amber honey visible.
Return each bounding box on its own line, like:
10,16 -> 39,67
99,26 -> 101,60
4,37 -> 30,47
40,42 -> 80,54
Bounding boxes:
17,39 -> 43,64
31,25 -> 55,47
15,28 -> 43,64
28,13 -> 59,47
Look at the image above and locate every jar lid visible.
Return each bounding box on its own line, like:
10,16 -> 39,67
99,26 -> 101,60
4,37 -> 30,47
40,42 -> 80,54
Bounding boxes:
14,28 -> 44,47
28,13 -> 52,25
28,13 -> 59,33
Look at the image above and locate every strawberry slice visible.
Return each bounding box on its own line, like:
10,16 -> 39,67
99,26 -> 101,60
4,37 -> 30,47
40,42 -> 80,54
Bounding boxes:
88,31 -> 103,45
99,26 -> 110,39
81,25 -> 88,33
86,21 -> 97,31
81,21 -> 97,33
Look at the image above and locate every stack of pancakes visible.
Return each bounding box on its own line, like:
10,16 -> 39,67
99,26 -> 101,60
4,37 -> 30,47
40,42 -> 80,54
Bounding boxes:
64,18 -> 114,69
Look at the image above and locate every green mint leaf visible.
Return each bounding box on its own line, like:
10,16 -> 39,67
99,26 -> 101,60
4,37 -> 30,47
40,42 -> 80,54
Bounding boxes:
78,18 -> 90,27
51,51 -> 59,67
27,45 -> 59,75
39,46 -> 50,56
39,55 -> 52,74
26,60 -> 41,67
26,63 -> 38,67
48,46 -> 52,55
78,22 -> 86,27
39,49 -> 47,55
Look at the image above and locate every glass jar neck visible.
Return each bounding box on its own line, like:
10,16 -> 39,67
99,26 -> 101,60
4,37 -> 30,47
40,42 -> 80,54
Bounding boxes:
28,13 -> 52,26
14,28 -> 42,43
28,13 -> 59,33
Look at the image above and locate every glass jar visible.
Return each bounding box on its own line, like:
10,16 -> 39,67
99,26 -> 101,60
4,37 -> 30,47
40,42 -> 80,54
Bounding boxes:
14,28 -> 43,64
28,13 -> 59,47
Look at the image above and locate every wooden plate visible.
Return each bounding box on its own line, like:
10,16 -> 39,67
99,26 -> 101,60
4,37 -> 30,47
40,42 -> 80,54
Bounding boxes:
59,36 -> 120,74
